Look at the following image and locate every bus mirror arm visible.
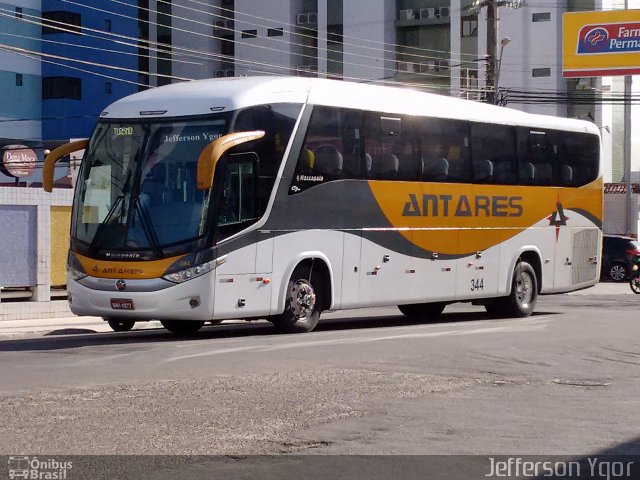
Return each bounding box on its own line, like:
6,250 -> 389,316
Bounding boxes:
43,139 -> 89,192
196,130 -> 265,191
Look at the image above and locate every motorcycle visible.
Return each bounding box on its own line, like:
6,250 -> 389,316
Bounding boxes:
630,256 -> 640,294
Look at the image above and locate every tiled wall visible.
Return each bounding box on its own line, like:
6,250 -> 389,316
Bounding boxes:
0,187 -> 74,321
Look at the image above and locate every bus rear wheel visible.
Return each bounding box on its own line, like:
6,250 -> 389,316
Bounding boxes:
486,261 -> 538,318
161,320 -> 205,335
105,318 -> 135,332
398,302 -> 446,321
272,265 -> 322,333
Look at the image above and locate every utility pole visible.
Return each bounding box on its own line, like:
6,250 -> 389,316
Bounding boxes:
485,1 -> 497,104
624,0 -> 634,236
464,1 -> 522,104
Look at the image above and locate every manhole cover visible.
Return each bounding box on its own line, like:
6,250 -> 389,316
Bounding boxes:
552,378 -> 611,387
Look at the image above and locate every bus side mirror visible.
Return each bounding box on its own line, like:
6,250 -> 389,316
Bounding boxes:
196,131 -> 265,191
43,139 -> 89,192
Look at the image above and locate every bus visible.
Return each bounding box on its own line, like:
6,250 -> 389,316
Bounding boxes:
44,77 -> 602,334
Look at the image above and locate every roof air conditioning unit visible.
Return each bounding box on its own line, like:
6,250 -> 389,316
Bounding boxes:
307,12 -> 318,24
399,9 -> 415,21
297,13 -> 308,24
437,59 -> 449,71
420,8 -> 436,19
421,61 -> 436,72
439,7 -> 451,17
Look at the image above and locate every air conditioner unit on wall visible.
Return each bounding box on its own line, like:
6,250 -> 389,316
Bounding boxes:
297,13 -> 308,24
399,9 -> 415,21
307,12 -> 318,24
214,19 -> 226,29
224,19 -> 234,29
437,59 -> 449,71
439,6 -> 451,17
215,70 -> 226,78
419,8 -> 436,19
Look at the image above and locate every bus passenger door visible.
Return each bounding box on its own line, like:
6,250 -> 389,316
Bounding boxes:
213,154 -> 272,318
455,231 -> 501,300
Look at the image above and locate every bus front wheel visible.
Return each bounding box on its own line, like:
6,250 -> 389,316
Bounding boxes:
272,265 -> 322,333
398,302 -> 446,321
105,318 -> 135,332
486,261 -> 538,318
161,320 -> 205,335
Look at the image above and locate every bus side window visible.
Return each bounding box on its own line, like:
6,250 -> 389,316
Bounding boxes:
234,103 -> 301,208
421,118 -> 470,183
290,106 -> 363,194
470,123 -> 517,184
363,113 -> 420,181
559,132 -> 599,187
517,128 -> 558,186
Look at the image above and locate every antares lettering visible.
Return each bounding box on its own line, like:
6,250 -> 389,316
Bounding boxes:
402,193 -> 523,217
101,267 -> 143,275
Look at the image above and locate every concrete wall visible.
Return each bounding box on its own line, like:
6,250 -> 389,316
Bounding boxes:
0,187 -> 73,321
604,193 -> 640,238
235,0 -> 296,76
499,1 -> 565,117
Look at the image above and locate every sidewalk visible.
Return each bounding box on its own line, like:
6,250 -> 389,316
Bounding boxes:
0,282 -> 635,339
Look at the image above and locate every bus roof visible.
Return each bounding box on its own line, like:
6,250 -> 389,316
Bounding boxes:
102,76 -> 599,136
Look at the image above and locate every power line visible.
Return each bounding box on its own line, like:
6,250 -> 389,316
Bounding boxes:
1,7 -> 477,92
65,0 -> 461,81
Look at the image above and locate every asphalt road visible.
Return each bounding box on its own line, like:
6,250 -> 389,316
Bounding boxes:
1,292 -> 639,464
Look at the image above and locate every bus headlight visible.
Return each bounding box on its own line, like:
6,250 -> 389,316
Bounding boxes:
162,248 -> 222,284
163,260 -> 215,283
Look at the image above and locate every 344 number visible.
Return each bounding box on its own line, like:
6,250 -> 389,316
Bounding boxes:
471,278 -> 484,291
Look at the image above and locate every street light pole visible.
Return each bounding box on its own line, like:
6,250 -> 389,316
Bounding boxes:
495,37 -> 511,105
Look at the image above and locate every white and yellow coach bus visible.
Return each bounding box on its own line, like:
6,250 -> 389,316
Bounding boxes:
44,77 -> 602,334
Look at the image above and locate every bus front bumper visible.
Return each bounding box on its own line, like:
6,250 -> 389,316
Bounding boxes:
67,273 -> 215,321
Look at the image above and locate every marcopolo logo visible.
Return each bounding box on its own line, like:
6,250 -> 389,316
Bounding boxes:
7,457 -> 73,480
577,23 -> 640,54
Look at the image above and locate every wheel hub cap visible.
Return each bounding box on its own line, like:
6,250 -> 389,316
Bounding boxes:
289,280 -> 316,320
516,271 -> 533,307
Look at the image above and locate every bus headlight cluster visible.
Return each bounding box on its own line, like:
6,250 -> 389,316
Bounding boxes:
163,260 -> 215,283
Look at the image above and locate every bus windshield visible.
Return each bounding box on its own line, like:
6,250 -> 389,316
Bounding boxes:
72,116 -> 229,256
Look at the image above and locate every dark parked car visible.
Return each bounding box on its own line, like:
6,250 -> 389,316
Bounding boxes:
601,235 -> 640,282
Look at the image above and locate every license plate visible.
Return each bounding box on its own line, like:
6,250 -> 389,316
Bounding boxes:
110,298 -> 135,310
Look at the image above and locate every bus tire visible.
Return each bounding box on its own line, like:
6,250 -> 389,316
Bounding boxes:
105,318 -> 135,332
161,320 -> 205,335
492,261 -> 538,318
398,302 -> 446,321
272,265 -> 322,333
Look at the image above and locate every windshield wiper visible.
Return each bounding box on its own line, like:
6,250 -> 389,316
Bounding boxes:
88,194 -> 125,255
134,197 -> 163,258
